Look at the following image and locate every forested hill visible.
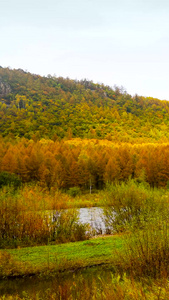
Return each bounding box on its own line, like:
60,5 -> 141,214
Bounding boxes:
0,67 -> 169,143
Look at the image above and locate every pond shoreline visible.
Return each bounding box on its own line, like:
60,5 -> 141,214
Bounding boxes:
0,261 -> 113,281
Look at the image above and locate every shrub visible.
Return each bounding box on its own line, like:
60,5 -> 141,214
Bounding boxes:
0,187 -> 90,248
67,187 -> 81,197
51,209 -> 90,243
0,251 -> 25,277
116,222 -> 169,279
112,190 -> 169,279
103,179 -> 163,233
0,172 -> 21,189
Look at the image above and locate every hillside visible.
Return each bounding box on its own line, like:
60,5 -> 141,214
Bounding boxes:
0,67 -> 169,143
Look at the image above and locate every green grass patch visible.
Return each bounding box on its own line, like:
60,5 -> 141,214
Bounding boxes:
1,235 -> 124,277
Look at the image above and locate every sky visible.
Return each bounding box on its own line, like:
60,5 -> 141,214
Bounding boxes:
1,0 -> 169,100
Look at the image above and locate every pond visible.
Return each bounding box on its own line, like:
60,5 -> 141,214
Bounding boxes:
78,207 -> 107,234
0,266 -> 113,299
51,207 -> 109,235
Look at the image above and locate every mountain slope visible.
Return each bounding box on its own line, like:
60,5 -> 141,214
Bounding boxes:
0,67 -> 169,142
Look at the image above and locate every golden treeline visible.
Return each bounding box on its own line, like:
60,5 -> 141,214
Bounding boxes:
1,137 -> 169,189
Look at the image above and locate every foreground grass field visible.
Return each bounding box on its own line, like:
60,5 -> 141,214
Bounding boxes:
1,235 -> 169,300
0,235 -> 124,278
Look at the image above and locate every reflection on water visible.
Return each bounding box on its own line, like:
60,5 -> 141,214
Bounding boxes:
51,207 -> 107,235
78,207 -> 106,234
0,267 -> 113,299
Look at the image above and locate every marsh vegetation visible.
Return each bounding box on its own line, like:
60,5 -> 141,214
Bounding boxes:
1,179 -> 169,298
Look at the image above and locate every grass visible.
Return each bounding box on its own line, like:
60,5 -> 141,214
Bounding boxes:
0,235 -> 124,278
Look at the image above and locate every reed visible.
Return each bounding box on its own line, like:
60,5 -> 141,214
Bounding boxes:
1,273 -> 169,299
0,188 -> 90,248
103,179 -> 166,233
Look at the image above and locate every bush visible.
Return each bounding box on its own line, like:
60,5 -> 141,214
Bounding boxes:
0,251 -> 26,277
51,209 -> 90,243
116,222 -> 169,279
111,185 -> 169,279
103,179 -> 163,233
67,187 -> 81,197
0,187 -> 90,248
0,172 -> 21,189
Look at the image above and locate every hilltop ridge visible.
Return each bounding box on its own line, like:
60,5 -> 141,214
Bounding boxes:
0,67 -> 169,142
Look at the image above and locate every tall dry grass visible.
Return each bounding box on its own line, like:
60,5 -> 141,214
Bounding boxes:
103,179 -> 166,233
0,186 -> 90,248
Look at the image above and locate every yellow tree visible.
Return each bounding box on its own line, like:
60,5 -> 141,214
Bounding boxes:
116,146 -> 134,181
1,147 -> 17,173
104,156 -> 120,183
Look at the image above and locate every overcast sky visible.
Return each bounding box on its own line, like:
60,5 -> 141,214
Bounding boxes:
1,0 -> 169,100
